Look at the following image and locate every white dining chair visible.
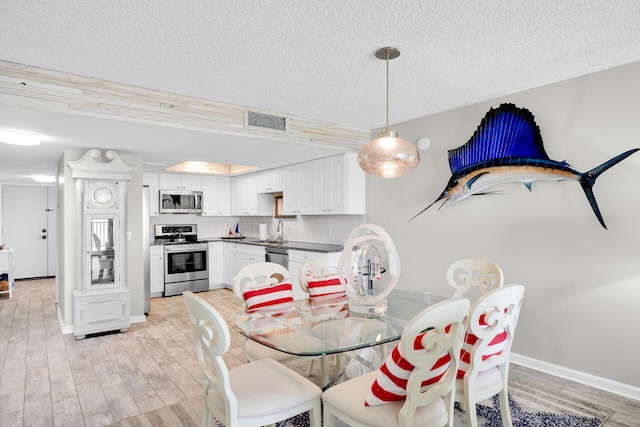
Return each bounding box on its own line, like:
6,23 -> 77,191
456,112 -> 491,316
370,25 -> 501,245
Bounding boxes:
446,258 -> 504,299
183,291 -> 322,427
232,262 -> 326,381
322,297 -> 470,427
455,283 -> 525,427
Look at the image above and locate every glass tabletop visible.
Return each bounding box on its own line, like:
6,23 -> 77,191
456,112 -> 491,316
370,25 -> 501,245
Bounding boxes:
228,289 -> 446,357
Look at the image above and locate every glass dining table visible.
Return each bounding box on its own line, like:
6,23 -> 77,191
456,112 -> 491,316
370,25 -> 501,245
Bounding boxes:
228,289 -> 447,385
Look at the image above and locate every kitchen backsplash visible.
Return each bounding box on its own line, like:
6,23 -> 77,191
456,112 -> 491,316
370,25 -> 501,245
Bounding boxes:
149,215 -> 364,244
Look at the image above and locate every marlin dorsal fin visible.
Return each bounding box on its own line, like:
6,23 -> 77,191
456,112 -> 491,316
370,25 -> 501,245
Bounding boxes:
448,104 -> 550,174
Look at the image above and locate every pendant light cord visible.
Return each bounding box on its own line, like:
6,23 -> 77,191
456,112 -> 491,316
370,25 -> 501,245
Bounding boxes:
385,48 -> 390,132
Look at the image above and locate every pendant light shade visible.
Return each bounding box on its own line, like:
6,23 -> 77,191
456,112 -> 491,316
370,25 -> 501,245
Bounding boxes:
358,47 -> 419,179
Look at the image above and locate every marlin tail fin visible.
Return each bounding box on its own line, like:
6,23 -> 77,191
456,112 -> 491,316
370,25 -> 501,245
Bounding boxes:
580,148 -> 640,229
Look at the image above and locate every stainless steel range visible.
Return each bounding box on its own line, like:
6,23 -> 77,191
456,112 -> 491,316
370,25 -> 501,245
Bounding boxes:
154,224 -> 208,296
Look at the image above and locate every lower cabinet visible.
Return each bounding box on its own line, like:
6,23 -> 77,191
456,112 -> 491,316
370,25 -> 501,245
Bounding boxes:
223,243 -> 265,288
208,241 -> 225,289
149,245 -> 164,297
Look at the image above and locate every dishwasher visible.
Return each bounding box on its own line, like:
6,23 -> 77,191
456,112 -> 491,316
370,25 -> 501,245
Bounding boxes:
265,246 -> 288,269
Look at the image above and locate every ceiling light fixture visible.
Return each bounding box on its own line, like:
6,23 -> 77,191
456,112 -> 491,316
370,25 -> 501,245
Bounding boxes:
0,129 -> 41,146
32,174 -> 56,183
358,47 -> 420,178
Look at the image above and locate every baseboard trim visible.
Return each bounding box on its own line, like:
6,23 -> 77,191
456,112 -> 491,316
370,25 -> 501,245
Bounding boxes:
511,352 -> 640,401
58,304 -> 147,333
57,305 -> 74,335
130,314 -> 146,324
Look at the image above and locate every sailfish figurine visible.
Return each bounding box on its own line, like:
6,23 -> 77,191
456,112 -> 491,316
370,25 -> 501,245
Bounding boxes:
411,104 -> 639,228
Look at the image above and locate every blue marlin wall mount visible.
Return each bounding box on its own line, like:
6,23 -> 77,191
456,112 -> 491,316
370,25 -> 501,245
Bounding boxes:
411,103 -> 639,229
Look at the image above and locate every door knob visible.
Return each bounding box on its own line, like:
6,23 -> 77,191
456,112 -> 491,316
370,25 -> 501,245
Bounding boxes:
42,228 -> 47,232
41,235 -> 47,239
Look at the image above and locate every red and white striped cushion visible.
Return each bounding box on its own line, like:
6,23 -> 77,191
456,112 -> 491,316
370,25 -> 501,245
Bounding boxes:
242,281 -> 294,313
364,331 -> 451,406
306,273 -> 347,303
457,312 -> 507,378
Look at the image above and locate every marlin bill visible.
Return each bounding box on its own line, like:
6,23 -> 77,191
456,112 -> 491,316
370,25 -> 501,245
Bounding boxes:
411,103 -> 639,229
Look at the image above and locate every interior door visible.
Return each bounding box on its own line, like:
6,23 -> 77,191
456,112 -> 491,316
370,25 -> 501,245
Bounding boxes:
2,185 -> 54,278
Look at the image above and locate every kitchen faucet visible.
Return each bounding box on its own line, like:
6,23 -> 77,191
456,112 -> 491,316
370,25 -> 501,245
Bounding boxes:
275,220 -> 284,242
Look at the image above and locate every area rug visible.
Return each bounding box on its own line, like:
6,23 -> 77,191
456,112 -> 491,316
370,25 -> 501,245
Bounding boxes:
213,394 -> 606,427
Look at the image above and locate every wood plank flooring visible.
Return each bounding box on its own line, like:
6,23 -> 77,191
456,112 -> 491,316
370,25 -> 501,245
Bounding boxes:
0,278 -> 639,426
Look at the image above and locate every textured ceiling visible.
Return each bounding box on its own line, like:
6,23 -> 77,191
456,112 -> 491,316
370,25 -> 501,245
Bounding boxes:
1,0 -> 639,183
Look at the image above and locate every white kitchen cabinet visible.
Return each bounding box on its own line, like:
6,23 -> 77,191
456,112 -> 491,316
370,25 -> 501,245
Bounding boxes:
282,162 -> 313,215
202,175 -> 231,216
231,174 -> 257,215
149,245 -> 164,296
256,168 -> 283,193
312,153 -> 365,215
288,250 -> 341,301
208,241 -> 225,289
143,172 -> 160,216
231,174 -> 271,216
158,173 -> 202,191
224,243 -> 266,286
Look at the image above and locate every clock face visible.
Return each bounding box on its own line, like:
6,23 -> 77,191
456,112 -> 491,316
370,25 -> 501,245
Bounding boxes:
94,187 -> 113,204
87,181 -> 119,209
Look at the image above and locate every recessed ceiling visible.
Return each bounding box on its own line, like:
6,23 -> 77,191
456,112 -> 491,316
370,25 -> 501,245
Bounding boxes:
1,0 -> 639,184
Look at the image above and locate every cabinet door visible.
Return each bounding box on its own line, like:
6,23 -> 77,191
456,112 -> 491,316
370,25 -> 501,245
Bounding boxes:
313,156 -> 345,214
208,242 -> 224,288
158,173 -> 202,190
231,174 -> 258,215
158,173 -> 182,190
181,174 -> 202,191
149,248 -> 164,295
202,176 -> 231,216
283,162 -> 313,215
257,168 -> 283,193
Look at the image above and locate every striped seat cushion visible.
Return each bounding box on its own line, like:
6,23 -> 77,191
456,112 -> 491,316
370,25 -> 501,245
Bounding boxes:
242,281 -> 294,313
365,330 -> 451,406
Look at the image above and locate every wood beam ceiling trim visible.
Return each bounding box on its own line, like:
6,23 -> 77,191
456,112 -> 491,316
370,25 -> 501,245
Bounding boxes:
0,60 -> 370,150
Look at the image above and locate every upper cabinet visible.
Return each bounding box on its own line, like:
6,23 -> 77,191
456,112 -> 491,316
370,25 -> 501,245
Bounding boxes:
312,153 -> 365,215
202,175 -> 231,216
284,153 -> 364,216
256,168 -> 283,193
158,173 -> 202,191
282,162 -> 313,215
231,174 -> 271,216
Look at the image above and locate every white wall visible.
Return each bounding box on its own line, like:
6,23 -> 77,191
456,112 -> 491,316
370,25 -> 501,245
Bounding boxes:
366,61 -> 640,391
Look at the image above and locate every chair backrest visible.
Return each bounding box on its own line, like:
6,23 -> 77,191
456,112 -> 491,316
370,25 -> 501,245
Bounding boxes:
465,283 -> 525,379
232,261 -> 291,301
92,234 -> 101,251
399,297 -> 470,425
298,257 -> 338,294
183,291 -> 237,420
446,258 -> 504,299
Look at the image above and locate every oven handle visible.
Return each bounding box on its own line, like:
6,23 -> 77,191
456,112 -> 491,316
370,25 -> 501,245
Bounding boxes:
164,245 -> 208,253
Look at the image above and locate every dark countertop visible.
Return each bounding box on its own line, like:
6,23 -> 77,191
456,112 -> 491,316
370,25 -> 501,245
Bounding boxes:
199,237 -> 343,253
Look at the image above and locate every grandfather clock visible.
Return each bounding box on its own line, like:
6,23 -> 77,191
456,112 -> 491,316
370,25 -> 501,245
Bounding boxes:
67,149 -> 133,339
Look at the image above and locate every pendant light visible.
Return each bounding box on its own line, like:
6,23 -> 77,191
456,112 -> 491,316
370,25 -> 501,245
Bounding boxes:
358,47 -> 420,178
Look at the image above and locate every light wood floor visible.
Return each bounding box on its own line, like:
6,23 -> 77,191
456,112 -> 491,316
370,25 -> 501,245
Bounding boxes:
0,278 -> 639,426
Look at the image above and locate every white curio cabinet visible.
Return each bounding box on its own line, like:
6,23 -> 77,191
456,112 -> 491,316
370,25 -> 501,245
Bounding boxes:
67,149 -> 133,339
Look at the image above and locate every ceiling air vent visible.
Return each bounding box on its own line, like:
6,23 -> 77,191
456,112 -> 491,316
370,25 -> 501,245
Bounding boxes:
245,110 -> 287,133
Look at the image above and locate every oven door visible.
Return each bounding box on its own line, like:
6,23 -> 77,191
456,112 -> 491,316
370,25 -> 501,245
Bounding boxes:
164,244 -> 208,284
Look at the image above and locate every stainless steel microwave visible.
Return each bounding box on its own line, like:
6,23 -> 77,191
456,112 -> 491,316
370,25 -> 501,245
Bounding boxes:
159,190 -> 203,214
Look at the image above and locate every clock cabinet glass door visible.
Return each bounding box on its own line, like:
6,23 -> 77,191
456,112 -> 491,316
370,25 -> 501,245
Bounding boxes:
85,215 -> 119,291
